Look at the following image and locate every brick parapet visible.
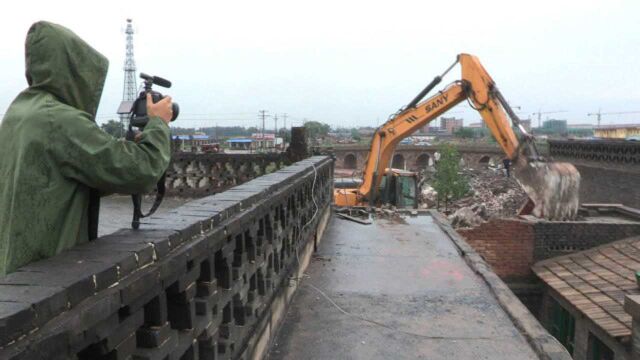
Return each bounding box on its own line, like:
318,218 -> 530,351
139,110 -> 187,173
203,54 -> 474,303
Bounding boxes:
0,156 -> 334,360
166,152 -> 288,197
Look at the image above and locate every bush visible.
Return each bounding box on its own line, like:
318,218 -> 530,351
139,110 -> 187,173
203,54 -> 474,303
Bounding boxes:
433,144 -> 469,210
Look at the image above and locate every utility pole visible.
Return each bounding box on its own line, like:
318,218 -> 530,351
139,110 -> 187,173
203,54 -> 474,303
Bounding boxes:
259,110 -> 268,150
274,114 -> 278,135
273,114 -> 278,150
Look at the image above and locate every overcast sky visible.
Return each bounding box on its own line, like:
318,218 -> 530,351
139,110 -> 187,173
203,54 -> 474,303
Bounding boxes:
1,0 -> 639,130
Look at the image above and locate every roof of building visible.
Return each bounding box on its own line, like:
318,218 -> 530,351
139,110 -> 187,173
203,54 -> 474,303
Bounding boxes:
227,138 -> 253,143
251,133 -> 276,140
533,235 -> 640,339
595,124 -> 640,130
172,134 -> 209,140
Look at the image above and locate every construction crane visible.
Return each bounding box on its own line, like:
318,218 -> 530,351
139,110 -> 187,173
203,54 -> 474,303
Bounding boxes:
532,110 -> 567,128
587,109 -> 640,127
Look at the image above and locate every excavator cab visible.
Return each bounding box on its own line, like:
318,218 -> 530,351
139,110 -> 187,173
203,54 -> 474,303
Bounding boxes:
377,169 -> 419,208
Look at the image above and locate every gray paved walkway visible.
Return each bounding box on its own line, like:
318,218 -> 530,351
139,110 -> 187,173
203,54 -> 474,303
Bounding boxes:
267,214 -> 538,359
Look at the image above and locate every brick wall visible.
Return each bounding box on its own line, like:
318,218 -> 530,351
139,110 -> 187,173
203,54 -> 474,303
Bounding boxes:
532,220 -> 640,261
458,218 -> 535,281
458,217 -> 640,281
576,164 -> 640,209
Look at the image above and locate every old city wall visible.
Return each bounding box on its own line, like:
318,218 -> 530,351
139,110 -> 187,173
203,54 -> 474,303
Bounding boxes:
326,144 -> 505,172
549,140 -> 640,208
0,157 -> 333,360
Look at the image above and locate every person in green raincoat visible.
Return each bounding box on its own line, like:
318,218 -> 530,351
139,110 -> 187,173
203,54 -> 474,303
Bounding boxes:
0,21 -> 174,276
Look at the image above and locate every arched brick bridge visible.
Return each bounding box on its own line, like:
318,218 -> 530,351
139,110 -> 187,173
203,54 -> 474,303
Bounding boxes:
321,144 -> 506,171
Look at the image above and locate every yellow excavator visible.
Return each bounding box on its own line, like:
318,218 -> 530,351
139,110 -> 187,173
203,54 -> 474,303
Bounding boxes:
334,54 -> 580,220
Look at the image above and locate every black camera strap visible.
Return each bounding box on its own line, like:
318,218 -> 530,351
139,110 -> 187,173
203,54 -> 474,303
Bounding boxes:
131,172 -> 167,229
88,188 -> 100,240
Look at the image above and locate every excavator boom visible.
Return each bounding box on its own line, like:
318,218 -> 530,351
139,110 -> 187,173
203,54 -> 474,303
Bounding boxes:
334,54 -> 580,220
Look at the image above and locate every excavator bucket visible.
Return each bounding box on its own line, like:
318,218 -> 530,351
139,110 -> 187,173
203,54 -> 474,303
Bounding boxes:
512,157 -> 581,220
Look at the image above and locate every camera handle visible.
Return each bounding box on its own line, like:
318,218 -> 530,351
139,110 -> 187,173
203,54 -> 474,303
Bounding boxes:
131,172 -> 166,229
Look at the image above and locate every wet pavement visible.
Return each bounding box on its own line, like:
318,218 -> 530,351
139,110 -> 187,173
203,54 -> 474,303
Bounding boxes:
98,195 -> 189,236
267,215 -> 538,359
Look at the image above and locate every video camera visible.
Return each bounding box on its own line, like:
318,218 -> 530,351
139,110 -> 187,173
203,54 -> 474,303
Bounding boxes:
125,73 -> 179,229
126,73 -> 179,139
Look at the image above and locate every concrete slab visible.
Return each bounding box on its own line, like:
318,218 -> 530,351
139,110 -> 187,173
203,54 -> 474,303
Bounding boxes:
267,215 -> 539,359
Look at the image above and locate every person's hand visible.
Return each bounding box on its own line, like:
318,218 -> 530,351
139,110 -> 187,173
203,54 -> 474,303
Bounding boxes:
147,93 -> 173,125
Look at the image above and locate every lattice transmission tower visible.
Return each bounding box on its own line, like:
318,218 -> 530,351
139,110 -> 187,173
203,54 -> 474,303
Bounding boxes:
120,18 -> 137,128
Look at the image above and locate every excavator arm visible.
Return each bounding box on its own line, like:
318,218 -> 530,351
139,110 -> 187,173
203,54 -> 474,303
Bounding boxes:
335,54 -> 580,220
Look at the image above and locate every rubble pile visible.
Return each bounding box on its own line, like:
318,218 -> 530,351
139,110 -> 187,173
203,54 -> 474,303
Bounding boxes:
420,166 -> 529,228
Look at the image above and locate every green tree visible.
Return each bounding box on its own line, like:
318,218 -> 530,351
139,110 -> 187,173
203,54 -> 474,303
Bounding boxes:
454,127 -> 474,139
303,121 -> 330,141
278,128 -> 292,143
433,144 -> 469,210
350,128 -> 361,141
100,119 -> 124,138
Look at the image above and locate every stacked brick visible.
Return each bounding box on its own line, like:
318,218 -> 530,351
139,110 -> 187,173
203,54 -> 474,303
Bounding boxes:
457,218 -> 535,281
0,156 -> 333,360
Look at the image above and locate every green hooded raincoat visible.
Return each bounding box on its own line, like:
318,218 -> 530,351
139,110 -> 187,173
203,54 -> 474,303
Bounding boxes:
0,21 -> 171,276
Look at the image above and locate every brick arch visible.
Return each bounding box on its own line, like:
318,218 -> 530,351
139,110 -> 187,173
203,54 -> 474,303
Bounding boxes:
415,153 -> 431,169
392,154 -> 406,170
344,153 -> 357,169
478,155 -> 491,166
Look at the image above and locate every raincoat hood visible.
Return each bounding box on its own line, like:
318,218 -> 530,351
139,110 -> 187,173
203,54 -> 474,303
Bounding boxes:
25,21 -> 109,119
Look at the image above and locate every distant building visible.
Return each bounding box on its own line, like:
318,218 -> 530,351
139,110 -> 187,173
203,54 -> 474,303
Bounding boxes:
407,135 -> 432,145
226,134 -> 283,153
567,123 -> 594,130
594,124 -> 640,139
419,125 -> 441,134
467,122 -> 490,137
567,123 -> 595,138
520,119 -> 532,132
440,117 -> 463,134
226,138 -> 253,151
251,133 -> 278,149
252,133 -> 284,149
171,134 -> 211,153
539,119 -> 568,135
357,127 -> 376,137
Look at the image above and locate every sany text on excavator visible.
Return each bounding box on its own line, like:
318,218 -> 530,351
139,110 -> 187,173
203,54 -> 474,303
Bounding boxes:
334,54 -> 580,220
